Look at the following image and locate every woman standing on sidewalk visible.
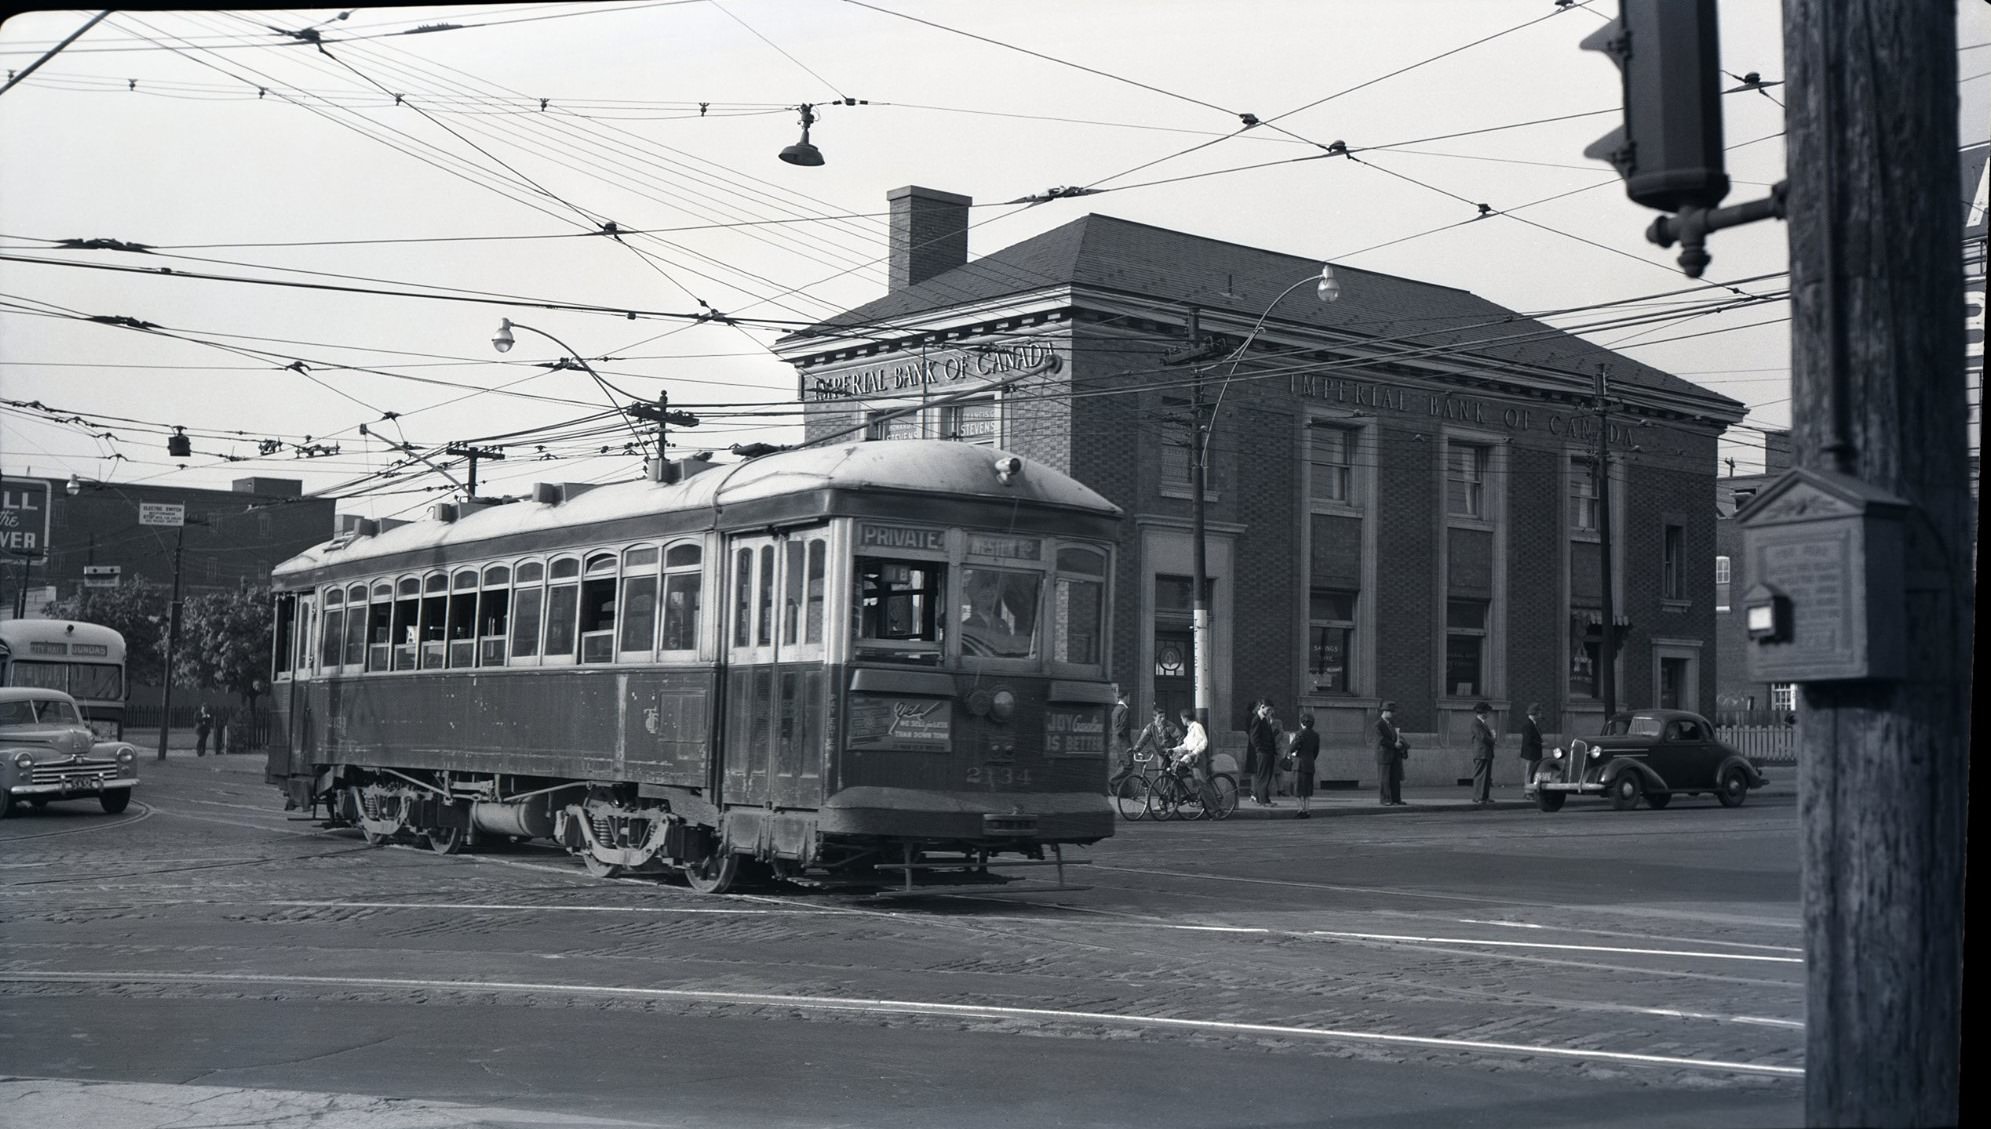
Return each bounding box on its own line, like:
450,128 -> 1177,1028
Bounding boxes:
1290,713 -> 1320,818
1247,699 -> 1282,806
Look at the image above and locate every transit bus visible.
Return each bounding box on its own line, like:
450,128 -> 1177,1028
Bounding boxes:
0,619 -> 127,739
265,441 -> 1122,893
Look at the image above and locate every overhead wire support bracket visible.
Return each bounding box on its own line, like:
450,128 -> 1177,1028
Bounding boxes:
1646,180 -> 1789,278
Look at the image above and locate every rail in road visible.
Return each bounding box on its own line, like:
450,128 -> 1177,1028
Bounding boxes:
1,755 -> 1803,1128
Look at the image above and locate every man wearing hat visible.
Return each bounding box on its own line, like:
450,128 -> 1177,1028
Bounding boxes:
1375,702 -> 1408,806
1519,702 -> 1545,796
1470,701 -> 1497,805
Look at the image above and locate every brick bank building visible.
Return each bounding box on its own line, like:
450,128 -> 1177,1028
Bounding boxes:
776,187 -> 1746,786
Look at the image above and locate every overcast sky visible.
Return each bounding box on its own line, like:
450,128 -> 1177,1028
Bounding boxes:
3,1 -> 1985,520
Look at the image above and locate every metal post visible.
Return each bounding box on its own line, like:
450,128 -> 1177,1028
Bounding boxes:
1785,1 -> 1968,1121
155,523 -> 183,761
1593,365 -> 1617,724
1187,310 -> 1214,734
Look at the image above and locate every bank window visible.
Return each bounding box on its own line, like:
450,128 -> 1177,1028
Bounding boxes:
510,560 -> 545,662
867,410 -> 920,441
1447,443 -> 1489,519
855,556 -> 944,661
941,398 -> 999,445
579,552 -> 618,663
1662,523 -> 1686,600
960,567 -> 1041,659
1714,554 -> 1731,612
1309,589 -> 1356,693
1569,457 -> 1598,532
1161,417 -> 1192,489
1445,597 -> 1488,697
1309,426 -> 1354,504
544,555 -> 580,660
620,546 -> 660,655
1053,546 -> 1105,666
662,543 -> 702,652
479,564 -> 511,665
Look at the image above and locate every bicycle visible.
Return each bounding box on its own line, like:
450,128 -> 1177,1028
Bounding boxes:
1109,749 -> 1168,821
1147,760 -> 1239,821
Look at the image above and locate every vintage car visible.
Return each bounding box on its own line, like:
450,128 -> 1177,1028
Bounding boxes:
0,686 -> 140,818
1532,708 -> 1764,812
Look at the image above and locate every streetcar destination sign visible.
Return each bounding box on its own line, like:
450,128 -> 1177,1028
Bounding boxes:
138,502 -> 186,527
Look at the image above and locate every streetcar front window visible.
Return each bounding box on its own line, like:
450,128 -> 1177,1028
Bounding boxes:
855,556 -> 944,662
959,567 -> 1041,659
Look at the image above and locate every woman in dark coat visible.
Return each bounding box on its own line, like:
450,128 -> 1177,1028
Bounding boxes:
1290,713 -> 1321,818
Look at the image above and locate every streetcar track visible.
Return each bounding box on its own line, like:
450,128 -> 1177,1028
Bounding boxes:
0,968 -> 1804,1080
0,801 -> 153,841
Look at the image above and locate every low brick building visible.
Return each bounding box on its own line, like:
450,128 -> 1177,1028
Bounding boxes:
776,188 -> 1746,787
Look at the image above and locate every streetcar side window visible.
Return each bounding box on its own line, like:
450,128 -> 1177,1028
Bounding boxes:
732,547 -> 754,648
371,581 -> 398,672
446,570 -> 478,668
544,556 -> 580,661
579,552 -> 618,663
756,545 -> 775,647
510,560 -> 544,662
619,546 -> 660,657
419,572 -> 448,669
321,587 -> 345,669
806,539 -> 826,645
343,584 -> 368,667
959,566 -> 1042,659
661,543 -> 702,654
479,565 -> 510,666
1053,546 -> 1106,667
854,556 -> 944,662
274,594 -> 296,679
783,539 -> 806,646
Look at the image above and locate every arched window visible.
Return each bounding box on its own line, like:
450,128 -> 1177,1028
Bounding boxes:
509,560 -> 545,663
447,569 -> 479,667
662,542 -> 702,653
579,552 -> 618,663
618,546 -> 660,657
478,564 -> 511,666
543,555 -> 581,661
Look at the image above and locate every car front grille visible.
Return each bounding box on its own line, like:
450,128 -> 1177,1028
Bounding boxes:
29,758 -> 120,787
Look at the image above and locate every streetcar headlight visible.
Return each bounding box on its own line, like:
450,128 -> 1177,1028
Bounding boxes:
965,689 -> 993,718
989,689 -> 1016,722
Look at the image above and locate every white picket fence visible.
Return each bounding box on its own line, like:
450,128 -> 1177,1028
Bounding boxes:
1717,724 -> 1798,765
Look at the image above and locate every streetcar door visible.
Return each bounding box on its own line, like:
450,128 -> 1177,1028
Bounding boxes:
722,528 -> 830,812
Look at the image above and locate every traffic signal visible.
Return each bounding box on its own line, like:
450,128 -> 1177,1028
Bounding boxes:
1582,0 -> 1729,214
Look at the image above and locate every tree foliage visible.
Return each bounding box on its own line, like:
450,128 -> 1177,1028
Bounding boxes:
49,578 -> 169,686
175,586 -> 274,716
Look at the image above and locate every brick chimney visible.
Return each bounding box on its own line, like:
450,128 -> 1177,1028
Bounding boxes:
888,186 -> 970,292
1763,428 -> 1794,473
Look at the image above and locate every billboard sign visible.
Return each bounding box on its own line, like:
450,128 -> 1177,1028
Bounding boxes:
138,502 -> 185,528
0,478 -> 52,562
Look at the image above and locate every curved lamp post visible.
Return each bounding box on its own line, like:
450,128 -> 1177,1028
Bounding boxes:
492,318 -> 651,458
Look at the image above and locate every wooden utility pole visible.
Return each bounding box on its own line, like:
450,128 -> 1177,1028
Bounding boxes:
1783,2 -> 1969,1123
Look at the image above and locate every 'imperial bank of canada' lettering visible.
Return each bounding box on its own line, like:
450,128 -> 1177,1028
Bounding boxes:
1291,375 -> 1644,447
809,343 -> 1061,401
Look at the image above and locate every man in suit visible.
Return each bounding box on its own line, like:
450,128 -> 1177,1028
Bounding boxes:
1375,702 -> 1407,806
1470,700 -> 1497,804
1519,702 -> 1544,795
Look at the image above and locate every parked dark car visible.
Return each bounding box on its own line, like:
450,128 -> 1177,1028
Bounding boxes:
1531,708 -> 1764,812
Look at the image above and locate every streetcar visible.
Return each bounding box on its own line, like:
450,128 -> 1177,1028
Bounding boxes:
0,619 -> 128,740
265,441 -> 1122,893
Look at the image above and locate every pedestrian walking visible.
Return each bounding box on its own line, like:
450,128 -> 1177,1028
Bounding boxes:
1247,699 -> 1282,805
194,705 -> 213,758
1470,700 -> 1496,804
1375,702 -> 1407,805
1110,686 -> 1131,765
1519,702 -> 1544,794
1290,712 -> 1321,818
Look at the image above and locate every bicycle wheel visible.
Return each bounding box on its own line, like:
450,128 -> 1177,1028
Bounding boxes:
1116,775 -> 1153,821
1174,775 -> 1207,821
1150,774 -> 1184,821
1206,774 -> 1240,820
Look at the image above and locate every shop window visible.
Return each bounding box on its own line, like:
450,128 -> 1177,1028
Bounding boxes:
1447,443 -> 1490,519
1309,589 -> 1356,693
1309,426 -> 1354,504
941,398 -> 999,445
1445,597 -> 1488,696
866,410 -> 920,441
1569,457 -> 1599,532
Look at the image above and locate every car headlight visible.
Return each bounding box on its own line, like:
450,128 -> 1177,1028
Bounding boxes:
117,748 -> 135,763
1588,747 -> 1602,759
12,752 -> 32,769
1550,748 -> 1563,760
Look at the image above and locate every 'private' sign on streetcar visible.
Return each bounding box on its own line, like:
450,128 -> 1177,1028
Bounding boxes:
264,441 -> 1123,894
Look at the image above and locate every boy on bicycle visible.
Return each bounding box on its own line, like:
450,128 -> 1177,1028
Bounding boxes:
1169,708 -> 1210,783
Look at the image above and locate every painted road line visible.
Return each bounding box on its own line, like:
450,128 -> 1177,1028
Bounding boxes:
1308,929 -> 1804,964
1450,916 -> 1804,954
1644,1007 -> 1805,1029
0,969 -> 1805,1079
267,899 -> 852,917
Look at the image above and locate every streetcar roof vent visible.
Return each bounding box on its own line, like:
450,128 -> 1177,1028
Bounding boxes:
532,482 -> 561,505
430,502 -> 458,523
351,517 -> 378,538
561,482 -> 602,500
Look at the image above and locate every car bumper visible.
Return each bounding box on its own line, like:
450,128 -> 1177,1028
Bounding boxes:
8,776 -> 139,797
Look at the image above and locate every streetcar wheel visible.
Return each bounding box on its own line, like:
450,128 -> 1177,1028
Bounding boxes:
1717,765 -> 1751,808
1208,774 -> 1240,820
1609,773 -> 1642,811
582,853 -> 624,879
1116,776 -> 1152,821
1535,789 -> 1566,812
683,849 -> 738,894
99,789 -> 130,815
426,823 -> 466,856
1645,792 -> 1672,810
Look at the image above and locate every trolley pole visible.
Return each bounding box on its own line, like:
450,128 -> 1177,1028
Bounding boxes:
1784,1 -> 1969,1122
1592,364 -> 1617,724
